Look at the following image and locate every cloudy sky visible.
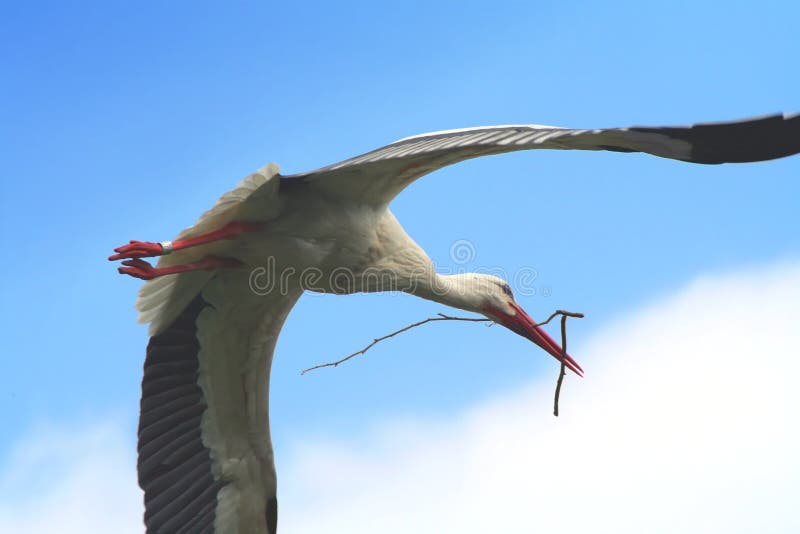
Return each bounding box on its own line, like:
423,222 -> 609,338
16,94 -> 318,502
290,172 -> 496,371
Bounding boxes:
1,1 -> 798,533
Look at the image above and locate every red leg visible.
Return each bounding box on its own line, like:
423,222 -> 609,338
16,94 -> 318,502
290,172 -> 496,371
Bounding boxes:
108,221 -> 264,261
117,256 -> 243,280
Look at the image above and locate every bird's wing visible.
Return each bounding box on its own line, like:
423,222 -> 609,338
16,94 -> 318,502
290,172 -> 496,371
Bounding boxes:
133,162 -> 295,533
282,113 -> 800,205
138,270 -> 301,534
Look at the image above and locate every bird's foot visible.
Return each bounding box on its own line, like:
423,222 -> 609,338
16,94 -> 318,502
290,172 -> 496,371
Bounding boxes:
108,221 -> 265,261
117,256 -> 244,280
108,240 -> 167,261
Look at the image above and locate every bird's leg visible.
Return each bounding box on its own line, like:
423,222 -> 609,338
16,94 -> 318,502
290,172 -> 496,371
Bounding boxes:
108,221 -> 264,261
116,256 -> 243,280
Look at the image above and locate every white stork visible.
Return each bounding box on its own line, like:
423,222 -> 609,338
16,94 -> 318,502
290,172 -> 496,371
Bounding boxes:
110,113 -> 799,533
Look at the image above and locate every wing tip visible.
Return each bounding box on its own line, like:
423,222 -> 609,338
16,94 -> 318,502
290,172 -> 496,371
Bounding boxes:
634,112 -> 800,164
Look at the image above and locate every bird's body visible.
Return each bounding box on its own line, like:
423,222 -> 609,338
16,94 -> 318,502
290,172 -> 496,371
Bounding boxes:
111,114 -> 800,533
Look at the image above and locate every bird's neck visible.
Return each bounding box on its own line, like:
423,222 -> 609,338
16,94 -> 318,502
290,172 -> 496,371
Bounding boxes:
375,211 -> 483,313
405,272 -> 484,314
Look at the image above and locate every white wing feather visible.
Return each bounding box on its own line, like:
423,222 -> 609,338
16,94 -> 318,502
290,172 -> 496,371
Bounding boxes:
283,114 -> 800,205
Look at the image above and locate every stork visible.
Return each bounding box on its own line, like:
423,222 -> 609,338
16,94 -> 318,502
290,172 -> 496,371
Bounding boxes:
110,113 -> 800,533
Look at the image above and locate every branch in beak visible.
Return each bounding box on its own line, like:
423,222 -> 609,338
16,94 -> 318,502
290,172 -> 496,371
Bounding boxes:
489,302 -> 584,377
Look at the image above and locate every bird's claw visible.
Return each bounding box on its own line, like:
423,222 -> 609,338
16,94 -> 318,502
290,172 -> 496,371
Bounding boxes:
108,240 -> 165,261
116,255 -> 244,280
118,258 -> 159,280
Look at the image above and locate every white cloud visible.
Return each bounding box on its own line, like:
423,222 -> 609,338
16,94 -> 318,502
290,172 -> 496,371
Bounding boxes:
0,421 -> 142,534
2,261 -> 798,533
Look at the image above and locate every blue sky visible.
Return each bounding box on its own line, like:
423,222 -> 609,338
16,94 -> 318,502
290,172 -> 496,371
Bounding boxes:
1,1 -> 798,532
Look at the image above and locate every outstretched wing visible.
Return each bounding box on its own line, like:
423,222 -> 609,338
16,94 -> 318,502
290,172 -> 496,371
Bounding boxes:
138,269 -> 301,534
283,113 -> 800,205
133,162 -> 298,533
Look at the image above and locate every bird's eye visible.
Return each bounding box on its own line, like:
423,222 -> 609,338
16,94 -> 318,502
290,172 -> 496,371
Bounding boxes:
501,284 -> 514,298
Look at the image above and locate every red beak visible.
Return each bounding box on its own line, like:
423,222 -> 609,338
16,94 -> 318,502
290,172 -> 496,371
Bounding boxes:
493,302 -> 584,377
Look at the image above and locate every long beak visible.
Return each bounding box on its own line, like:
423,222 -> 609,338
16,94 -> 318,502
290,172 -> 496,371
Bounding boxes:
502,302 -> 584,377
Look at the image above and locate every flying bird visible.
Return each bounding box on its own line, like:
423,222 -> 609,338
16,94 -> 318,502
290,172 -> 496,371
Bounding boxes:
110,113 -> 800,533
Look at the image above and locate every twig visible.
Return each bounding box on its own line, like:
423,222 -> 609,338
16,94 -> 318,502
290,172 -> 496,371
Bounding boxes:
300,313 -> 491,375
537,309 -> 584,327
553,316 -> 568,417
301,308 -> 584,418
552,310 -> 583,417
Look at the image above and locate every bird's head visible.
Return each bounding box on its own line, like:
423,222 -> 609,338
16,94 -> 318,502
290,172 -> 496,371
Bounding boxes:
440,273 -> 583,377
